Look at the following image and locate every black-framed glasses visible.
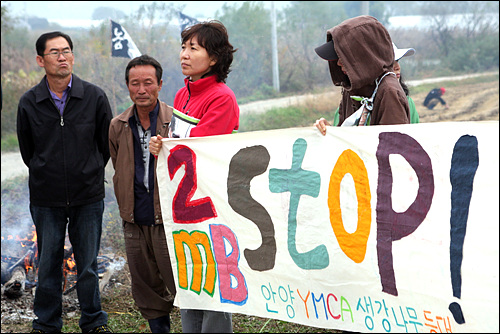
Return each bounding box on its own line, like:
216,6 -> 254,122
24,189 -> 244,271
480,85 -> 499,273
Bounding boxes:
43,50 -> 73,58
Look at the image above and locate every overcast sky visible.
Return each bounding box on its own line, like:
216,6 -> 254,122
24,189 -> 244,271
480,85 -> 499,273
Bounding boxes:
5,1 -> 495,30
2,1 -> 289,22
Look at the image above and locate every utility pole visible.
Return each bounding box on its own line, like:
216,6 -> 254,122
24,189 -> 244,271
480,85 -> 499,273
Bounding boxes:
271,1 -> 280,93
360,1 -> 370,15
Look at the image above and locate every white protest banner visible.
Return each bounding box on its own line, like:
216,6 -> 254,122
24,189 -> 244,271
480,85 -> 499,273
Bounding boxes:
156,121 -> 499,333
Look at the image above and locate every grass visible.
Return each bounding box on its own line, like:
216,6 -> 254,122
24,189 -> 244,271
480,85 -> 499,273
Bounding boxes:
1,134 -> 19,152
59,297 -> 337,333
239,94 -> 339,132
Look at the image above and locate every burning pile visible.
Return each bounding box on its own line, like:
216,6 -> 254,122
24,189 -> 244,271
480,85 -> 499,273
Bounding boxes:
1,230 -> 38,299
1,225 -> 121,299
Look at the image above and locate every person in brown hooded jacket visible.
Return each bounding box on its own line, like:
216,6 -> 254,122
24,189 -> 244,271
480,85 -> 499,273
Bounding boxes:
314,15 -> 410,133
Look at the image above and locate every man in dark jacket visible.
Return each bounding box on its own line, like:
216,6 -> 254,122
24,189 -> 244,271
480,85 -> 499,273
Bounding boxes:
108,55 -> 176,333
16,31 -> 112,333
423,87 -> 449,110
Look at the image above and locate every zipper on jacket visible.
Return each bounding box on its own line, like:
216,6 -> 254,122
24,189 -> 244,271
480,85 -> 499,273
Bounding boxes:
63,97 -> 71,206
53,96 -> 71,205
182,82 -> 191,113
60,96 -> 71,126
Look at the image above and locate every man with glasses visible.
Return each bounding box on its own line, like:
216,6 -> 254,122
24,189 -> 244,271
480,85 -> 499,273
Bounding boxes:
17,31 -> 113,333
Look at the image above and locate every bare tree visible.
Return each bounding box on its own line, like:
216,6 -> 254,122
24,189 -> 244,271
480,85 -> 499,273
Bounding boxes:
420,1 -> 457,57
419,1 -> 499,57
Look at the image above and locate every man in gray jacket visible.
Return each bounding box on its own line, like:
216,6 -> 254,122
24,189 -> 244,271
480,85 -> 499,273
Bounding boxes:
108,55 -> 176,333
17,31 -> 112,333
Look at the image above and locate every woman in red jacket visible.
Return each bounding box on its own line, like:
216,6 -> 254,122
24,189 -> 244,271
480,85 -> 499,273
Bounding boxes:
149,20 -> 238,333
166,20 -> 239,139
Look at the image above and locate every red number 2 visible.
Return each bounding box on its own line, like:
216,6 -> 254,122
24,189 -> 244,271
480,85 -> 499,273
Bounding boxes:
168,145 -> 217,224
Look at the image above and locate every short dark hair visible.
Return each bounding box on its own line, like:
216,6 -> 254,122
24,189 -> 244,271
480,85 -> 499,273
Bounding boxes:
125,54 -> 163,85
36,31 -> 73,56
399,73 -> 409,96
181,20 -> 237,83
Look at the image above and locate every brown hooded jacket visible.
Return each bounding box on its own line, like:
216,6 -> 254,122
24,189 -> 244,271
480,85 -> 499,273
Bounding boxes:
325,15 -> 410,125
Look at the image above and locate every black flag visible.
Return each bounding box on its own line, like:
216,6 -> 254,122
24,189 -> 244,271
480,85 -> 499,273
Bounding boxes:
111,20 -> 141,59
178,12 -> 199,32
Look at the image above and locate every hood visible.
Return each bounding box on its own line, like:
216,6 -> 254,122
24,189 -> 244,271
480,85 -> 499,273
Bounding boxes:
326,15 -> 394,92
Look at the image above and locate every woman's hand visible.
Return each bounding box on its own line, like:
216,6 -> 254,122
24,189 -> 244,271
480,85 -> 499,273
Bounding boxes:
314,118 -> 330,136
149,135 -> 164,157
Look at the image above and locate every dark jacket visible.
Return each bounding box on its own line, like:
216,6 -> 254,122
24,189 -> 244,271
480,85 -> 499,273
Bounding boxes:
325,15 -> 410,125
109,101 -> 172,224
423,88 -> 446,106
17,74 -> 112,207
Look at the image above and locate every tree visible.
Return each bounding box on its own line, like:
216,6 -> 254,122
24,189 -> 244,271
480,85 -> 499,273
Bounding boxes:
419,1 -> 457,57
1,4 -> 18,33
1,70 -> 42,135
1,4 -> 42,136
419,1 -> 499,69
122,1 -> 186,106
344,1 -> 389,25
279,1 -> 347,92
216,2 -> 273,98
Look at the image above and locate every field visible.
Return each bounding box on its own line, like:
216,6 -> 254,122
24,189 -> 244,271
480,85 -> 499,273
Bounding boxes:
406,74 -> 499,123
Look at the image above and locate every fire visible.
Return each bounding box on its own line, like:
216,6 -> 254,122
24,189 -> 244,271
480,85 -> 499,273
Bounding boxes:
2,225 -> 78,293
18,230 -> 37,247
65,257 -> 76,271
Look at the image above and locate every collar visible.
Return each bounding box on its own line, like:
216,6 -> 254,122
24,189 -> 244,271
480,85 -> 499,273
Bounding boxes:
45,75 -> 72,100
132,100 -> 160,128
184,74 -> 218,95
35,74 -> 85,103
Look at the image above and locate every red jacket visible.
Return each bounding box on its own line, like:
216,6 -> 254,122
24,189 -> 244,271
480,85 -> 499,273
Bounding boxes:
173,75 -> 239,137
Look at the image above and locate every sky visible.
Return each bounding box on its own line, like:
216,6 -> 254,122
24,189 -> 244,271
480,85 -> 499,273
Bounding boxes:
2,1 -> 290,27
4,1 -> 497,30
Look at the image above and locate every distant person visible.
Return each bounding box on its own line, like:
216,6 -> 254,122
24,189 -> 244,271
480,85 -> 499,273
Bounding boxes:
313,15 -> 409,135
149,20 -> 238,333
109,55 -> 176,333
423,87 -> 449,110
16,31 -> 112,333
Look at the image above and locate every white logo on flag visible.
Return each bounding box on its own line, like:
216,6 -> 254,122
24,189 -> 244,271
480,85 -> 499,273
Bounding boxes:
111,20 -> 141,59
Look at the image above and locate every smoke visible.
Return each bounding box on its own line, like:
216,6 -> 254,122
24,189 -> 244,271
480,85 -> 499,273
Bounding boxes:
1,177 -> 33,243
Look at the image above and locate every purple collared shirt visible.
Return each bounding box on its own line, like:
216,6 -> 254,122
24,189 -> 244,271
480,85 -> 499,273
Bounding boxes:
47,75 -> 72,116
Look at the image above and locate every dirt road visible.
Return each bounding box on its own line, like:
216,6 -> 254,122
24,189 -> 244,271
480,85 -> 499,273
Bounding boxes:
1,152 -> 28,182
2,72 -> 498,182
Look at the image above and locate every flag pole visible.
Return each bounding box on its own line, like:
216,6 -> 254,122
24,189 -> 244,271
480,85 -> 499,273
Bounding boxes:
109,19 -> 118,116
